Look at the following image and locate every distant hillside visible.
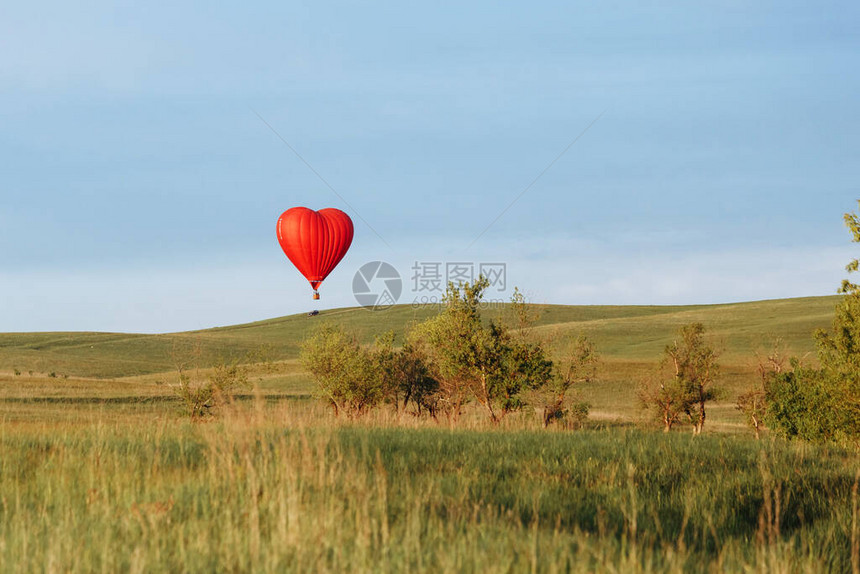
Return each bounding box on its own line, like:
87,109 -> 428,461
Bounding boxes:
0,296 -> 840,379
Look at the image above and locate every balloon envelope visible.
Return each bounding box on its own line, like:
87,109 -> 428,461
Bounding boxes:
276,207 -> 354,295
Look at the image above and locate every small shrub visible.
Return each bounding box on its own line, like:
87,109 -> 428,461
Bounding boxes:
174,361 -> 250,419
13,369 -> 20,376
566,401 -> 590,428
48,371 -> 57,378
544,399 -> 590,429
737,341 -> 786,439
737,390 -> 766,439
764,360 -> 843,441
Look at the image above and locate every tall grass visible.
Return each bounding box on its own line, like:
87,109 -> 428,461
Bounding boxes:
1,402 -> 858,573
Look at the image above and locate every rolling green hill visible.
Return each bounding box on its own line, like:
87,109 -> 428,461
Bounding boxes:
0,295 -> 841,379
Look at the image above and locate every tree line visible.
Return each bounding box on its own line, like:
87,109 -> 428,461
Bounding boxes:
301,277 -> 729,433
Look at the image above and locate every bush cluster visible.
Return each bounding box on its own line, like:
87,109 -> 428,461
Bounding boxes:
757,293 -> 860,442
740,201 -> 860,442
301,281 -> 597,425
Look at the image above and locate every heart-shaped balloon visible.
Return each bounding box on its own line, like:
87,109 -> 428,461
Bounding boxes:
276,207 -> 354,299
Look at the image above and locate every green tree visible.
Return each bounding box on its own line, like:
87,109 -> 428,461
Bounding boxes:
801,200 -> 860,439
839,203 -> 860,295
392,343 -> 440,417
763,202 -> 860,441
507,287 -> 542,334
544,334 -> 598,428
408,278 -> 489,421
372,331 -> 439,417
478,321 -> 554,421
409,278 -> 553,423
501,288 -> 557,420
638,370 -> 688,433
813,294 -> 860,438
300,323 -> 384,417
669,323 -> 719,434
640,323 -> 719,434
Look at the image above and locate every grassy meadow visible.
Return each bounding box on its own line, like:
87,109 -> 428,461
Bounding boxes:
1,295 -> 858,572
2,410 -> 859,572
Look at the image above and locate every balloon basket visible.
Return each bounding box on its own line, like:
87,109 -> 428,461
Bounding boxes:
313,291 -> 320,300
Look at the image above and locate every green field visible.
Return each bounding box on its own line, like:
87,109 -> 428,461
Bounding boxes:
0,295 -> 839,378
0,295 -> 840,429
1,295 -> 857,572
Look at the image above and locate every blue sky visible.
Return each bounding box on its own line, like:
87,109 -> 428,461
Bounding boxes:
1,1 -> 858,332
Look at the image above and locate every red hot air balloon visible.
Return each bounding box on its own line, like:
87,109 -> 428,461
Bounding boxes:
276,207 -> 354,300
